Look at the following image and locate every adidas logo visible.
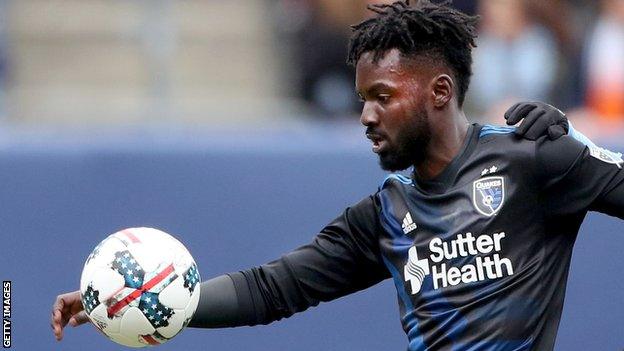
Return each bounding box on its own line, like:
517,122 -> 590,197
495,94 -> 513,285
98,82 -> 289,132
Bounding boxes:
402,212 -> 418,234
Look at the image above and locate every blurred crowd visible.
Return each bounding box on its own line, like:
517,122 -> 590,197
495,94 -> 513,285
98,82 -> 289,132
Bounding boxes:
275,0 -> 624,137
0,0 -> 8,120
0,0 -> 623,138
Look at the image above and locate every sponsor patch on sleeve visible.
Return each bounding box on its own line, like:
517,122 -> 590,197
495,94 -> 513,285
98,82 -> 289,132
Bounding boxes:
589,145 -> 623,169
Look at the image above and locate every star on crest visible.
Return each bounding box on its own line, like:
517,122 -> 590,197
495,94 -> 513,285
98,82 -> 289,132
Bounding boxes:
481,165 -> 499,176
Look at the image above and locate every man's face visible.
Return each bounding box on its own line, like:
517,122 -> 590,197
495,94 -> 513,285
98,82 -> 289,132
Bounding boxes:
355,49 -> 432,172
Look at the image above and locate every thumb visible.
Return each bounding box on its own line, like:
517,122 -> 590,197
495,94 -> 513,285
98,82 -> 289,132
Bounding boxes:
69,311 -> 90,327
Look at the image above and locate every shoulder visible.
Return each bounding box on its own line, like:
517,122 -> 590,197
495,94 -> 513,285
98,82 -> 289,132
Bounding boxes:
477,123 -> 586,162
535,135 -> 587,179
379,173 -> 413,190
375,174 -> 414,217
478,124 -> 517,139
476,125 -> 522,150
475,124 -> 535,166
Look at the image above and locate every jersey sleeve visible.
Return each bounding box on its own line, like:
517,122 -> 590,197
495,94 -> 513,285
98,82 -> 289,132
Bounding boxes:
536,134 -> 624,219
229,195 -> 391,326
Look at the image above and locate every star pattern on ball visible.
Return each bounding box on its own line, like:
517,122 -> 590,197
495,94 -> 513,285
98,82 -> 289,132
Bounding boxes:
81,284 -> 101,315
138,292 -> 174,328
86,238 -> 108,264
111,250 -> 145,289
183,264 -> 200,293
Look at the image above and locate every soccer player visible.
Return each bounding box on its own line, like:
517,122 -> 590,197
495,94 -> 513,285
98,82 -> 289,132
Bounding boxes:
51,1 -> 624,350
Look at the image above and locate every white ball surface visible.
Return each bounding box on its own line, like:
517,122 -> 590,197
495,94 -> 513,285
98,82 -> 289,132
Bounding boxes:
80,227 -> 201,347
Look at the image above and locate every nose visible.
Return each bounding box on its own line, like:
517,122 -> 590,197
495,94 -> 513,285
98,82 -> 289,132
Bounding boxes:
360,102 -> 378,127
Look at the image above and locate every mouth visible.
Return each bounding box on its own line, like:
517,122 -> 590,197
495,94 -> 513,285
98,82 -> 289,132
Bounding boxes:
366,132 -> 386,153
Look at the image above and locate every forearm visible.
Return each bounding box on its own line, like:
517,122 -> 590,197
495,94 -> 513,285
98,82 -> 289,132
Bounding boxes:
188,268 -> 288,328
595,177 -> 624,219
187,274 -> 253,328
187,261 -> 321,328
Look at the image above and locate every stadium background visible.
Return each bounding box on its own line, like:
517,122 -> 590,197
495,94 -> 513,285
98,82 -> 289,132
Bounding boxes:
0,0 -> 622,350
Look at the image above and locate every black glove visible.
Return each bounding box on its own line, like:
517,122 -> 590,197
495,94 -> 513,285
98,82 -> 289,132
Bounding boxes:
504,102 -> 569,140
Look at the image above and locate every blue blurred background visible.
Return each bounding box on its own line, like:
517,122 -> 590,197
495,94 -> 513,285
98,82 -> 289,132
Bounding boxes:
0,0 -> 623,350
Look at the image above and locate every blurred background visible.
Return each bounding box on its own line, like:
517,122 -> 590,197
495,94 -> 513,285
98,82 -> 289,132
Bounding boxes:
0,0 -> 623,136
0,1 -> 623,351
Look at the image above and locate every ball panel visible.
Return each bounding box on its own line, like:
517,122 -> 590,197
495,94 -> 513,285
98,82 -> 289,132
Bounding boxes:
106,332 -> 146,348
83,266 -> 125,300
158,277 -> 189,309
88,304 -> 120,334
184,284 -> 201,321
130,244 -> 172,273
156,308 -> 186,339
126,227 -> 172,244
173,254 -> 195,274
120,307 -> 155,338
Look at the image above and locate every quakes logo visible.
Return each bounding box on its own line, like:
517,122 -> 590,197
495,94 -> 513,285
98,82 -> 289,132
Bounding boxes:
473,176 -> 504,216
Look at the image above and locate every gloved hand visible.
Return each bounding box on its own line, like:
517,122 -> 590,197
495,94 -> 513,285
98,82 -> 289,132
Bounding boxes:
504,102 -> 568,140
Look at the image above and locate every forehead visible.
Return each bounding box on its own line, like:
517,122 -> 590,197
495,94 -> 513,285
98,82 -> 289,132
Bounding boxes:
356,49 -> 406,80
355,49 -> 429,90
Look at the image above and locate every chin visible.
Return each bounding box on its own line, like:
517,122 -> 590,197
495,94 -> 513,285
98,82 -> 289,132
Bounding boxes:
378,154 -> 412,172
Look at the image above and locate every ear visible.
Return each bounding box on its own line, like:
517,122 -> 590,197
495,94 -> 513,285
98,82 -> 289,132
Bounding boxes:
431,74 -> 454,108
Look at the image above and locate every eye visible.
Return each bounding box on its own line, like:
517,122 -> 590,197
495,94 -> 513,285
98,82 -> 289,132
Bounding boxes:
357,93 -> 365,103
377,94 -> 390,104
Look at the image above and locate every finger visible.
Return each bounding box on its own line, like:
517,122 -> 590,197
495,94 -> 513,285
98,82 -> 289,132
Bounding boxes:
558,118 -> 569,134
52,296 -> 64,315
547,124 -> 567,140
51,299 -> 63,331
521,110 -> 548,140
69,311 -> 90,327
53,310 -> 63,341
506,103 -> 536,125
51,309 -> 57,329
51,309 -> 58,330
508,104 -> 537,125
504,103 -> 522,121
59,300 -> 71,327
514,108 -> 541,135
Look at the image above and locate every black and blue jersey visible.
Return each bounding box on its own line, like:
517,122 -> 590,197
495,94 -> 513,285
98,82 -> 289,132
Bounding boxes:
229,123 -> 624,351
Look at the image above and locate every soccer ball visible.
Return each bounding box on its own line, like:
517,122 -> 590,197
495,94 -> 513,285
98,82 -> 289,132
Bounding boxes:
80,227 -> 201,347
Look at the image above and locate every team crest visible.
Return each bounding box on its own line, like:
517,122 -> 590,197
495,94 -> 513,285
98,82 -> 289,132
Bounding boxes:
473,176 -> 505,216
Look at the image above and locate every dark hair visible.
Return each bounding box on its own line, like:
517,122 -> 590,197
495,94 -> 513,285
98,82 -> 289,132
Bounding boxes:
347,0 -> 479,106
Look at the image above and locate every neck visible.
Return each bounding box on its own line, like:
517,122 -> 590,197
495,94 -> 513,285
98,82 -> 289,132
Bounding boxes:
415,109 -> 469,180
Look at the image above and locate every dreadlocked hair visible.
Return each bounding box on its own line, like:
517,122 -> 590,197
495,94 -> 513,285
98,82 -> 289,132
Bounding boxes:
347,0 -> 479,106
